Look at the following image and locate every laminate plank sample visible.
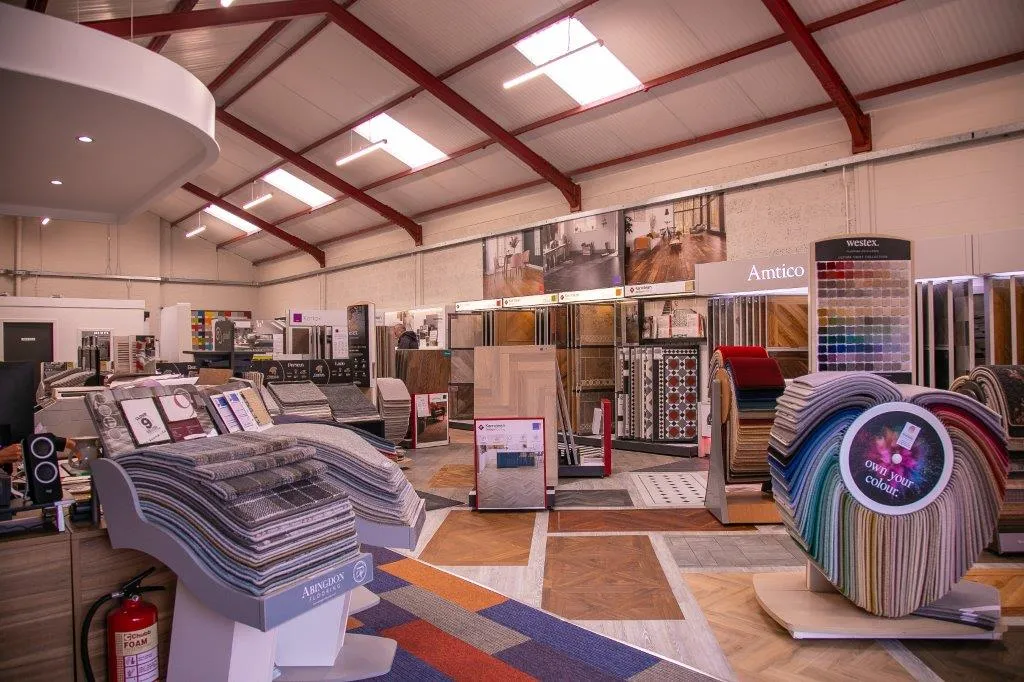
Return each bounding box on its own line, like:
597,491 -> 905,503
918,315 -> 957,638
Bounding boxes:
547,509 -> 754,533
685,573 -> 914,681
554,489 -> 633,507
397,349 -> 451,394
542,535 -> 684,620
475,345 -> 559,480
419,511 -> 535,566
450,313 -> 484,349
494,311 -> 536,346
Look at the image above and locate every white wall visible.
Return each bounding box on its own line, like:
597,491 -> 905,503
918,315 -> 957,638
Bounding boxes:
0,296 -> 144,361
257,69 -> 1024,313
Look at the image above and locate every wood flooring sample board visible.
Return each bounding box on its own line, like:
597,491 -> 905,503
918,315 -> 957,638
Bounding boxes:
475,345 -> 559,481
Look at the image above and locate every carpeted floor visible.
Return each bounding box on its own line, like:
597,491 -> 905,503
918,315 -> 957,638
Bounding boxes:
354,546 -> 714,681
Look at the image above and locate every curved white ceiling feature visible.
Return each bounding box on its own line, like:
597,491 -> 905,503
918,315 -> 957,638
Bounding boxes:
0,3 -> 218,223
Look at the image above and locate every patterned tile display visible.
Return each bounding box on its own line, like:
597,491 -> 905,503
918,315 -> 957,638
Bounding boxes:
656,347 -> 699,442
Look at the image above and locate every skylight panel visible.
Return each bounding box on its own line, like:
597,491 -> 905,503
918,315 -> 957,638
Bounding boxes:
263,168 -> 334,208
204,204 -> 260,234
353,114 -> 446,169
512,18 -> 641,106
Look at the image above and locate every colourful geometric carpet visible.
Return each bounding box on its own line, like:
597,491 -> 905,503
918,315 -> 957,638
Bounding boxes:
353,546 -> 715,681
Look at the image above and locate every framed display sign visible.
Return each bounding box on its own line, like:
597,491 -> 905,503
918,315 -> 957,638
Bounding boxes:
840,403 -> 953,515
473,417 -> 546,510
120,397 -> 172,446
410,393 -> 449,448
811,235 -> 914,383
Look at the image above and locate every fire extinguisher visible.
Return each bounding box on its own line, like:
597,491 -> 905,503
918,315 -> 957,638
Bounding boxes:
81,567 -> 166,682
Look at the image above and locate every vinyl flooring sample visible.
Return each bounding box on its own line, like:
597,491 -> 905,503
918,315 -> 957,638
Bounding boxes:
419,511 -> 535,566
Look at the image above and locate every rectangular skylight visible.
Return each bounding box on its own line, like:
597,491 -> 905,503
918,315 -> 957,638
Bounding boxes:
513,18 -> 641,106
204,204 -> 260,234
263,168 -> 334,208
353,114 -> 446,168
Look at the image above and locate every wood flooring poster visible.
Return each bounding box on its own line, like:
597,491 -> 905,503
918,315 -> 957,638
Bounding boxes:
624,192 -> 726,285
541,209 -> 625,294
483,227 -> 545,299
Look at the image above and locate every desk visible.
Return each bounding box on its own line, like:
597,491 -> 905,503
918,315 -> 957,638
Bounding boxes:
543,243 -> 567,268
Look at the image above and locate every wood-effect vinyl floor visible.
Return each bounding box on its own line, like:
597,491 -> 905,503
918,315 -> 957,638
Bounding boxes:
483,267 -> 544,299
627,232 -> 726,284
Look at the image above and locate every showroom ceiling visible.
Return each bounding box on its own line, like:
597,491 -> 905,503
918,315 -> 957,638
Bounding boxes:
27,0 -> 1024,265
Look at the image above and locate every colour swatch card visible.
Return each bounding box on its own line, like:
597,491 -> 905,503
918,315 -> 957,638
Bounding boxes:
812,236 -> 913,383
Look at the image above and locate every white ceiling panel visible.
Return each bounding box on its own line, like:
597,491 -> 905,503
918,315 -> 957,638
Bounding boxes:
229,235 -> 290,262
297,202 -> 381,235
226,77 -> 344,149
46,0 -> 175,22
454,147 -> 538,188
521,116 -> 636,171
368,182 -> 447,216
915,0 -> 1024,71
350,0 -> 572,75
789,0 -> 870,24
388,94 -> 491,154
446,48 -> 580,131
652,67 -> 765,137
715,43 -> 826,117
160,22 -> 271,78
216,123 -> 281,173
582,0 -> 779,83
146,189 -> 204,223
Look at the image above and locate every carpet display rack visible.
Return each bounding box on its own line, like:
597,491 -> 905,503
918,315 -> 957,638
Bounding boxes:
952,364 -> 1024,554
754,371 -> 1009,639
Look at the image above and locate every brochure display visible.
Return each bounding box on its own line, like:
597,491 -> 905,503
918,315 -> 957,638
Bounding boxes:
474,418 -> 547,510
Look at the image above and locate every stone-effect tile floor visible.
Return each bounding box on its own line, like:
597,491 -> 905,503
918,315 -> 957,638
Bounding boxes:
666,534 -> 806,568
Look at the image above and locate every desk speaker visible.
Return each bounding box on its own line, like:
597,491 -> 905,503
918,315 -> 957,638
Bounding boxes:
23,433 -> 62,504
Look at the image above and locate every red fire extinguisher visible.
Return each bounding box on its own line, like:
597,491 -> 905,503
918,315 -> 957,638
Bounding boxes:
82,567 -> 165,682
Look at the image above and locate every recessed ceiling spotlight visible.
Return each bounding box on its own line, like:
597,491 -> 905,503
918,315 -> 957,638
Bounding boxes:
50,179 -> 62,185
41,217 -> 51,225
77,135 -> 93,143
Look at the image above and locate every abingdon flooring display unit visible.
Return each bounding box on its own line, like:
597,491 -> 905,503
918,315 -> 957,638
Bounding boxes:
758,372 -> 1009,639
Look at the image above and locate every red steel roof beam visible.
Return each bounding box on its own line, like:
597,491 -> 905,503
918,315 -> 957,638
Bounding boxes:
83,0 -> 328,39
147,0 -> 199,53
217,111 -> 424,245
207,19 -> 291,93
250,49 -> 1023,265
325,4 -> 582,211
182,183 -> 326,267
761,0 -> 872,152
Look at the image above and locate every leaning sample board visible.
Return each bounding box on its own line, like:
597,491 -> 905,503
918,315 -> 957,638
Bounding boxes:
474,345 -> 558,482
474,417 -> 546,510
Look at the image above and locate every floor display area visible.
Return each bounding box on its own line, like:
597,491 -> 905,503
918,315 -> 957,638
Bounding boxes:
3,1 -> 1024,678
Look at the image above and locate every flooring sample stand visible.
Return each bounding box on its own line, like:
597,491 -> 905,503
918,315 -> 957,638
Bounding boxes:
705,378 -> 780,525
754,564 -> 1005,640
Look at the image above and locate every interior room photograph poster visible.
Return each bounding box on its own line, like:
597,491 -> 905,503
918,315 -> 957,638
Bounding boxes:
541,209 -> 625,293
625,192 -> 726,284
482,228 -> 545,299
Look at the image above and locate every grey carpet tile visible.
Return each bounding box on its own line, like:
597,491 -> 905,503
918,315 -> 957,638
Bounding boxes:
417,490 -> 467,511
554,489 -> 633,508
629,659 -> 717,682
665,534 -> 805,569
382,585 -> 530,654
633,459 -> 710,473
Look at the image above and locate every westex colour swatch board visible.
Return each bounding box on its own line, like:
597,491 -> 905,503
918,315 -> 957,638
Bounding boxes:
811,236 -> 914,384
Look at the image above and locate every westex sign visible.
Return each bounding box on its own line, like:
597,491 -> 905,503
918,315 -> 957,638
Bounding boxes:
696,249 -> 810,295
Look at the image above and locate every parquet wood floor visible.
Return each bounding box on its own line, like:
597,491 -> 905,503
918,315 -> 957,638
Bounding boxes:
494,311 -> 537,345
627,232 -> 726,284
685,573 -> 914,682
483,267 -> 543,299
547,509 -> 754,533
427,464 -> 477,489
963,568 -> 1024,616
418,510 -> 535,566
542,535 -> 684,620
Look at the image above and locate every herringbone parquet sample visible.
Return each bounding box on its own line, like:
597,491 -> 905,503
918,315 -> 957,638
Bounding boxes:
767,296 -> 809,349
542,535 -> 684,620
475,346 -> 559,480
427,464 -> 477,488
685,573 -> 914,681
419,511 -> 535,566
450,349 -> 474,384
963,568 -> 1024,616
546,509 -> 754,533
494,311 -> 536,345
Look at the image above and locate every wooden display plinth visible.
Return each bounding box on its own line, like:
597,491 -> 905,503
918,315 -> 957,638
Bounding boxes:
753,568 -> 1006,640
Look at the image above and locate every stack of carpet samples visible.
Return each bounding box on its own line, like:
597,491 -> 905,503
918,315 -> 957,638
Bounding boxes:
710,346 -> 786,482
267,421 -> 421,526
267,381 -> 333,421
114,432 -> 359,596
769,372 -> 1007,619
376,378 -> 411,444
318,383 -> 381,423
951,364 -> 1024,547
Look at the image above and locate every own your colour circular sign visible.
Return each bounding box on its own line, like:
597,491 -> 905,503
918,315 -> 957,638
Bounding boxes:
839,403 -> 953,515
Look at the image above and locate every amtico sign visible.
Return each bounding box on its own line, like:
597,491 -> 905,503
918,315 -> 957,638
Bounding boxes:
696,249 -> 810,295
746,264 -> 806,282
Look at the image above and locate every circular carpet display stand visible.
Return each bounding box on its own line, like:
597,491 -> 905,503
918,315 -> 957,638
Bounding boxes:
753,371 -> 1009,639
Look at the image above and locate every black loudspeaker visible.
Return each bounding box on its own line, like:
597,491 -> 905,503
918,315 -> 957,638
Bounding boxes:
22,433 -> 62,504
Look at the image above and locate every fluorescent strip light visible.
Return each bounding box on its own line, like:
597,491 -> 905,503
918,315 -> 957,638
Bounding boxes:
185,225 -> 207,238
504,39 -> 602,89
203,205 -> 260,234
220,0 -> 234,6
242,193 -> 273,210
40,217 -> 50,226
353,114 -> 446,168
335,140 -> 388,167
263,168 -> 333,208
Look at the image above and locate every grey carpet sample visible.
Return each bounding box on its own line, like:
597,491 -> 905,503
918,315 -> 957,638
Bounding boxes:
319,383 -> 380,420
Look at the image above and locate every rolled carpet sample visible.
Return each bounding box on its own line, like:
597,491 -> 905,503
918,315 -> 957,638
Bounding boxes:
969,365 -> 1024,451
769,372 -> 1008,617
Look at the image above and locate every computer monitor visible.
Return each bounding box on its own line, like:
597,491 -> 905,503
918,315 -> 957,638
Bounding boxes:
0,362 -> 36,446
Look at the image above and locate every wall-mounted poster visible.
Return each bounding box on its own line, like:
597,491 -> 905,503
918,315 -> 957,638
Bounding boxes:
625,193 -> 726,285
383,308 -> 446,348
811,235 -> 914,383
483,228 -> 545,299
542,209 -> 624,293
